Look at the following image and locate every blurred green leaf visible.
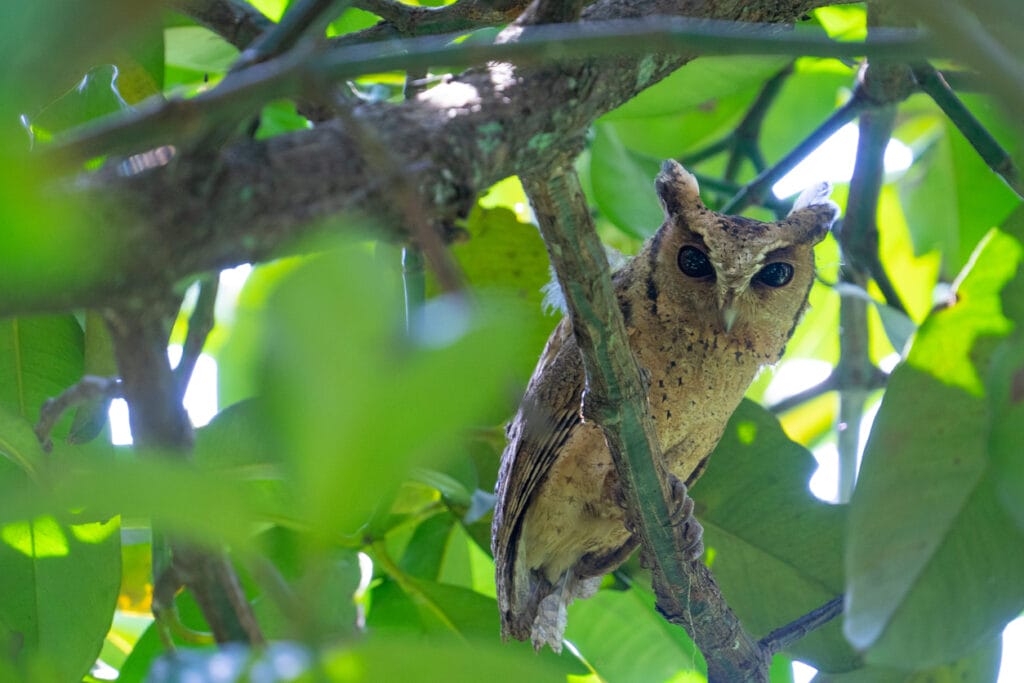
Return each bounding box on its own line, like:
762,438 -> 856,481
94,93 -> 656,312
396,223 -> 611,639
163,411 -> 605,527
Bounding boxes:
164,26 -> 238,74
566,586 -> 704,683
259,247 -> 523,541
845,229 -> 1024,667
0,316 -> 84,427
31,65 -> 129,136
319,635 -> 576,682
0,515 -> 120,681
589,124 -> 665,239
898,96 -> 1022,275
448,205 -> 558,386
695,401 -> 856,672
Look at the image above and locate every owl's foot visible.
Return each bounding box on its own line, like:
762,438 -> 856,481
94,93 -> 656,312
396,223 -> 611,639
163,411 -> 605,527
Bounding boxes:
667,475 -> 704,561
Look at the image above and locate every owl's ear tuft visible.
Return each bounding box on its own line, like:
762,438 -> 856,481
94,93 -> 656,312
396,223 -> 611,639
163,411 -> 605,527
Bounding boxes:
786,181 -> 840,244
656,160 -> 703,219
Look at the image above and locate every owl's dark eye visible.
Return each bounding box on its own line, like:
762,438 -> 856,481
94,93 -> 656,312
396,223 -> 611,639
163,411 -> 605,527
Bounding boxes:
678,246 -> 714,279
756,262 -> 794,287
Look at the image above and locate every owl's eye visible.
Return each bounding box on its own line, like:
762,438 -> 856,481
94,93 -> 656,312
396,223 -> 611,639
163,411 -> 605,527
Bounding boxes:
678,246 -> 714,279
756,262 -> 794,287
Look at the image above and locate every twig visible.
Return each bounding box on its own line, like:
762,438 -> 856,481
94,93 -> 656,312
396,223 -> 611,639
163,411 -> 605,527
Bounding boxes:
720,95 -> 868,214
911,62 -> 1023,199
166,0 -> 273,50
767,372 -> 836,415
690,173 -> 791,215
174,274 -> 219,401
44,18 -> 938,169
522,166 -> 768,682
34,376 -> 122,452
760,595 -> 844,655
233,0 -> 353,70
725,63 -> 794,185
768,367 -> 888,415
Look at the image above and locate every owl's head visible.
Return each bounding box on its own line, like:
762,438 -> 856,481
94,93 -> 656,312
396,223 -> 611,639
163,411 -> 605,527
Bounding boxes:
654,159 -> 838,335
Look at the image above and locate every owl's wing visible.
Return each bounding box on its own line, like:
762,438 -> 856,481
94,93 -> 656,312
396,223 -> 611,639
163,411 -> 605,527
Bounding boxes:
492,319 -> 583,638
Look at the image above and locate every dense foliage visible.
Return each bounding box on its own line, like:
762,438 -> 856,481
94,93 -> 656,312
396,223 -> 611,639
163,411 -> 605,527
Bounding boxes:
0,1 -> 1021,681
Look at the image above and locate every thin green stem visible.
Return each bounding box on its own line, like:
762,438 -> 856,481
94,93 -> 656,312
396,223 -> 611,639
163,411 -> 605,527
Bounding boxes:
912,62 -> 1023,199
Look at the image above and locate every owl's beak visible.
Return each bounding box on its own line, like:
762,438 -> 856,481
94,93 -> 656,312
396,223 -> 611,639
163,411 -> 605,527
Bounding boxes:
718,289 -> 741,332
721,305 -> 739,333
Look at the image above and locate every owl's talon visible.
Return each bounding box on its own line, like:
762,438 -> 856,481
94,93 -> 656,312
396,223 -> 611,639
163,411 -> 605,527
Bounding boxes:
666,475 -> 704,560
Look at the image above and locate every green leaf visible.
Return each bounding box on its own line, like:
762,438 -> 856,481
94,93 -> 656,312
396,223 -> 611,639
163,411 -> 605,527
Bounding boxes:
589,123 -> 665,239
259,247 -> 524,540
810,636 -> 1001,682
0,407 -> 45,477
400,512 -> 455,581
164,26 -> 238,74
694,401 -> 856,672
31,64 -> 129,135
845,230 -> 1024,667
566,587 -> 704,683
0,316 -> 84,428
0,515 -> 120,681
319,635 -> 577,682
898,97 -> 1022,275
448,204 -> 558,386
605,56 -> 791,121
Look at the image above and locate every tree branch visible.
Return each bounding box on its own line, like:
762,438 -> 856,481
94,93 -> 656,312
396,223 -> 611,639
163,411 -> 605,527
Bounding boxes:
45,18 -> 935,169
167,0 -> 273,50
911,62 -> 1023,199
522,166 -> 768,682
8,0 -> 931,320
833,54 -> 906,501
104,302 -> 264,645
760,595 -> 844,655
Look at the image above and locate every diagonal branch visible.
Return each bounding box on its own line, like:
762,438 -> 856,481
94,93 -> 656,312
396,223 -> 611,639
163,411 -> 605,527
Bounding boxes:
911,62 -> 1023,199
9,0 -> 925,320
522,166 -> 768,682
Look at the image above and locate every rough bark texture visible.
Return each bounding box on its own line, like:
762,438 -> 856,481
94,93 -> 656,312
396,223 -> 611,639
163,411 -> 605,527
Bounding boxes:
10,0 -> 832,316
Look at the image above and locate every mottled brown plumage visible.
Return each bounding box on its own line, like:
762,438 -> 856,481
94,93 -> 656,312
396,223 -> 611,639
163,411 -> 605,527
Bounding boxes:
492,160 -> 838,651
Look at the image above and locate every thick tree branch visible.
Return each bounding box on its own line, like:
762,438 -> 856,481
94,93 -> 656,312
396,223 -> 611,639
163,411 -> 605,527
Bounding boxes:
9,2 -> 935,319
523,166 -> 768,682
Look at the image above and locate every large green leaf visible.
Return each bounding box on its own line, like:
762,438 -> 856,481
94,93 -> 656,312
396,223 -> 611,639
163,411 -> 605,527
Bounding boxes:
447,204 -> 558,387
0,316 -> 84,427
845,229 -> 1024,667
258,246 -> 523,541
589,123 -> 665,239
694,400 -> 856,672
811,637 -> 1001,682
566,586 -> 704,683
604,56 -> 790,121
0,514 -> 120,681
897,95 -> 1022,275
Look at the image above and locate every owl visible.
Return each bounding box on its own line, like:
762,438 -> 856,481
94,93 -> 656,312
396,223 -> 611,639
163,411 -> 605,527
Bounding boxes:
491,160 -> 838,651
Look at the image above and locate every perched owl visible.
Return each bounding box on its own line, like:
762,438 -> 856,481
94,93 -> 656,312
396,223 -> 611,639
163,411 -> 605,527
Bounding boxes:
492,160 -> 838,651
